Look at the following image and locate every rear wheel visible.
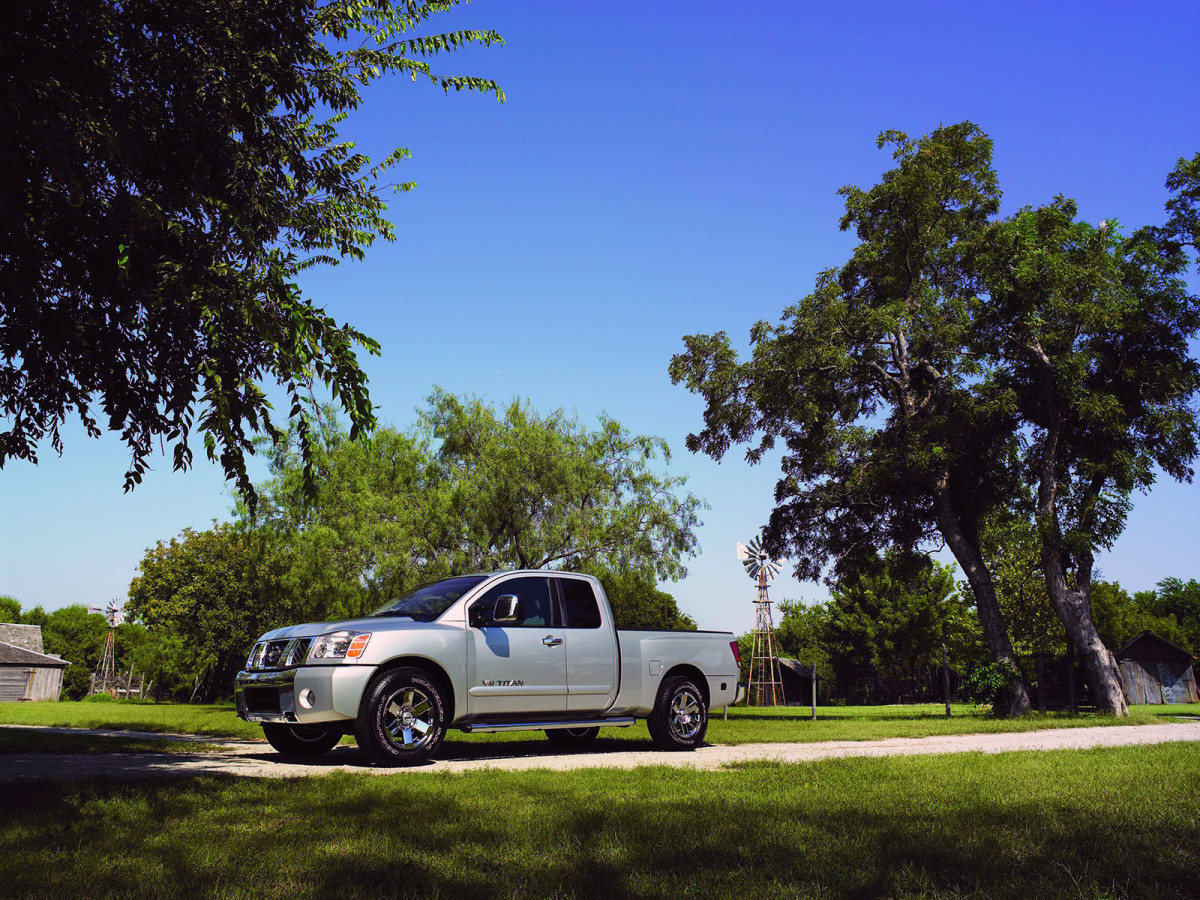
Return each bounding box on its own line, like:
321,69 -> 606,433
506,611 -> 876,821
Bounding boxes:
355,667 -> 447,767
262,723 -> 342,758
544,726 -> 599,749
647,675 -> 708,750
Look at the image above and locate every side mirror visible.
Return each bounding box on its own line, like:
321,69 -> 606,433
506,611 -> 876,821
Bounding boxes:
493,594 -> 521,623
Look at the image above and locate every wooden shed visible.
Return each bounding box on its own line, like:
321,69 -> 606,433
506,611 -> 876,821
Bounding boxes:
0,624 -> 67,702
778,657 -> 820,706
1116,631 -> 1198,705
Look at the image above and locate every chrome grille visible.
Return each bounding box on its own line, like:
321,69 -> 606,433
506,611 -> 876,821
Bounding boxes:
261,640 -> 289,668
285,639 -> 312,666
247,638 -> 309,671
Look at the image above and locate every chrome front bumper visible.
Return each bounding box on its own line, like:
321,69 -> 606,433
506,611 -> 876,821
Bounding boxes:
235,665 -> 375,725
235,668 -> 300,723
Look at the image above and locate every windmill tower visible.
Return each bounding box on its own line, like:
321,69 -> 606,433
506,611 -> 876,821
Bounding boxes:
737,537 -> 786,706
89,600 -> 124,697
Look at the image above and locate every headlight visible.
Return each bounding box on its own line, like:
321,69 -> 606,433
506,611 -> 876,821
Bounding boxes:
308,630 -> 372,661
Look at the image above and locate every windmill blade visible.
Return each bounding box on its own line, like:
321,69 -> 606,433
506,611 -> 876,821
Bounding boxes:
739,535 -> 790,584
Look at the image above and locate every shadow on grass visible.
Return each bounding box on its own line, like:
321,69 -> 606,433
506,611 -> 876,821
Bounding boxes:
2,746 -> 1199,899
722,711 -> 955,722
243,735 -> 661,768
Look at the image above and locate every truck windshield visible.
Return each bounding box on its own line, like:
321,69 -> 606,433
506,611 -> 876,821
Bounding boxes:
368,575 -> 489,621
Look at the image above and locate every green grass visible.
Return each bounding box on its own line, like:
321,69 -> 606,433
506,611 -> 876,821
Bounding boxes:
2,743 -> 1197,899
1142,701 -> 1200,718
0,727 -> 218,755
700,701 -> 1200,744
0,701 -> 262,739
1,700 -> 1195,751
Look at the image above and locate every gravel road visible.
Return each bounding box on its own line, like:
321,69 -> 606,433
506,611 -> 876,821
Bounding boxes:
2,721 -> 1198,781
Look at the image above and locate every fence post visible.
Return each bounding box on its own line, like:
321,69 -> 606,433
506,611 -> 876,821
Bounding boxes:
811,662 -> 817,721
942,643 -> 951,718
1067,637 -> 1078,714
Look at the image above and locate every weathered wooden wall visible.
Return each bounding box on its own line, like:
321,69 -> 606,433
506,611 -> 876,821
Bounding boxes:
1119,659 -> 1198,704
29,666 -> 64,701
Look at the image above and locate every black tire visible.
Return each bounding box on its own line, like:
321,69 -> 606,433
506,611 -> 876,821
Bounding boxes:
262,723 -> 342,757
647,675 -> 708,750
355,667 -> 447,767
544,726 -> 600,749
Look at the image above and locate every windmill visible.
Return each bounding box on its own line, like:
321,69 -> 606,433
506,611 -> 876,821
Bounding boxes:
737,537 -> 787,706
89,600 -> 147,699
89,600 -> 122,697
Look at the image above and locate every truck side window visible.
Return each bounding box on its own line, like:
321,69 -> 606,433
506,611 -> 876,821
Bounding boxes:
558,579 -> 602,629
471,577 -> 556,627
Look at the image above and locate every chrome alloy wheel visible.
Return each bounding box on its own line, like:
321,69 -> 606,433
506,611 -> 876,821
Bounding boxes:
669,688 -> 703,740
382,687 -> 435,750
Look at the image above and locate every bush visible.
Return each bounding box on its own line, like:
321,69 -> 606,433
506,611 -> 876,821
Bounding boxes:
61,665 -> 94,701
963,661 -> 1016,708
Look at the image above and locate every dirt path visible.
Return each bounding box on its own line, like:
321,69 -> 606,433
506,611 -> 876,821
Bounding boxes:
2,722 -> 1198,780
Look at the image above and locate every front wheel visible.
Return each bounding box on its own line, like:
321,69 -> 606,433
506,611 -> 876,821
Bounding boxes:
262,723 -> 342,758
647,675 -> 708,750
355,667 -> 447,767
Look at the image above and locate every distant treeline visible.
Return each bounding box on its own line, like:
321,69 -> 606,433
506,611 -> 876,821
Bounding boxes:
735,552 -> 1199,705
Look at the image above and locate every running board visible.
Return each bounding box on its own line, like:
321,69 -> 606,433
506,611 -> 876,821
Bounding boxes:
461,717 -> 636,734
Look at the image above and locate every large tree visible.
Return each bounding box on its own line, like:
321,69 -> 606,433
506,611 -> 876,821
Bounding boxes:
976,510 -> 1065,664
670,123 -> 1034,715
248,391 -> 705,618
1087,580 -> 1192,658
978,191 -> 1200,714
127,523 -> 296,699
417,389 -> 705,577
821,551 -> 976,704
247,415 -> 446,618
1,0 -> 502,501
1145,578 -> 1200,654
671,128 -> 1200,716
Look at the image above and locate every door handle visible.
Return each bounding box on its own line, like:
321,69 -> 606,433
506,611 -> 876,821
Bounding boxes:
542,635 -> 564,647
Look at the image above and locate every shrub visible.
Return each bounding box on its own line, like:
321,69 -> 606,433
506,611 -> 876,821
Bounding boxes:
963,661 -> 1016,708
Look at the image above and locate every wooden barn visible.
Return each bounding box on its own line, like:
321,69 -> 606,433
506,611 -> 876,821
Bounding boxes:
0,623 -> 67,702
1116,631 -> 1197,705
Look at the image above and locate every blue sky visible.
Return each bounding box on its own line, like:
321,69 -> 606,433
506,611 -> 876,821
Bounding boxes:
2,1 -> 1198,637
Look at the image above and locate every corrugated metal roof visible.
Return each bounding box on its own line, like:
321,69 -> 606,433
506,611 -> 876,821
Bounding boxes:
0,641 -> 68,667
1116,630 -> 1196,662
778,657 -> 819,679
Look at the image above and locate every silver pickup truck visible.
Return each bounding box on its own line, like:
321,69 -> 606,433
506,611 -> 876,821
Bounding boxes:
235,570 -> 742,766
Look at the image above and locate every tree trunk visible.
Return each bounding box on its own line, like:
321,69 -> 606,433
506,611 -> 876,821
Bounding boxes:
1024,336 -> 1128,717
1041,564 -> 1128,715
1032,392 -> 1129,716
931,471 -> 1032,716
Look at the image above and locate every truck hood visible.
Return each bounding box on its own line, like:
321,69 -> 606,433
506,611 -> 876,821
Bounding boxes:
257,616 -> 414,641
